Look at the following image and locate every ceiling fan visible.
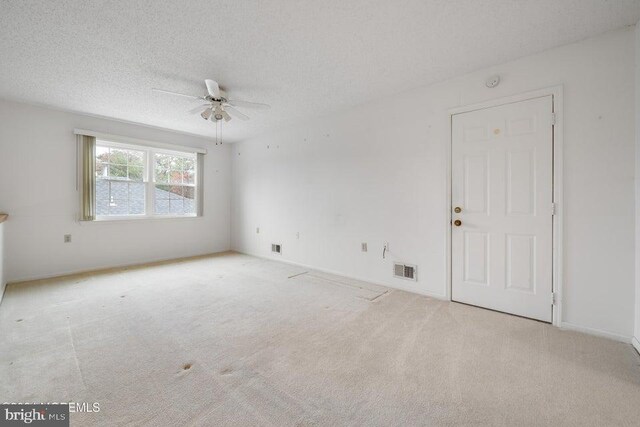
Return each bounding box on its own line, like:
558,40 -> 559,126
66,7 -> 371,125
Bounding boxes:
152,79 -> 270,123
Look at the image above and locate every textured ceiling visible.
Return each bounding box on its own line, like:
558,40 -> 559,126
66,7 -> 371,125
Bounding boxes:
1,0 -> 640,142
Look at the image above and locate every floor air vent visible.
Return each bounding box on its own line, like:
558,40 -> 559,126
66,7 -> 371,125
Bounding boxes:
393,263 -> 417,281
271,243 -> 282,255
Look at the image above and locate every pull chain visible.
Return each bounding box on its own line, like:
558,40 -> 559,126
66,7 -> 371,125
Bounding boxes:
215,119 -> 223,145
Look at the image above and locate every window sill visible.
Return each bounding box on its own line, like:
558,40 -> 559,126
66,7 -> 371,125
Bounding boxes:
80,215 -> 201,224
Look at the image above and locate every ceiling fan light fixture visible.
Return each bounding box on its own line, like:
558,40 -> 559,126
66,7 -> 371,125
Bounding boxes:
201,107 -> 212,120
213,106 -> 224,121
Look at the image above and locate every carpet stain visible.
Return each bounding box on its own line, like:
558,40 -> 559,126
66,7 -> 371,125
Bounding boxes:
182,363 -> 192,371
220,367 -> 233,375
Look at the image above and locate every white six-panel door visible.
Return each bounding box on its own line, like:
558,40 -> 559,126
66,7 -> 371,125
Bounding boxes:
451,95 -> 553,322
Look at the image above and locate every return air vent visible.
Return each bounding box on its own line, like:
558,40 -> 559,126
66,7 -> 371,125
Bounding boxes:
271,243 -> 282,255
393,263 -> 417,281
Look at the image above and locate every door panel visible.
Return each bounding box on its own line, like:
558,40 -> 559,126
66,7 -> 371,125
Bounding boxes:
463,231 -> 489,285
505,234 -> 535,292
463,154 -> 489,214
506,150 -> 535,215
451,96 -> 553,322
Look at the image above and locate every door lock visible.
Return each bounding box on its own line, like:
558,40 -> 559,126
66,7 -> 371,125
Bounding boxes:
453,219 -> 462,227
454,207 -> 462,213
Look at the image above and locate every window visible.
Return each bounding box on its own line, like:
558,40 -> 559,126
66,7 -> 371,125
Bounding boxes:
94,140 -> 199,219
96,146 -> 146,216
153,153 -> 196,215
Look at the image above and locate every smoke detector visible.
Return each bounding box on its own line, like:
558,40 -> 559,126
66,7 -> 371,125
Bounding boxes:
485,75 -> 500,88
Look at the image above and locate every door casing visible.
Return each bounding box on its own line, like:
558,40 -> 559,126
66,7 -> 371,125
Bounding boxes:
446,86 -> 564,327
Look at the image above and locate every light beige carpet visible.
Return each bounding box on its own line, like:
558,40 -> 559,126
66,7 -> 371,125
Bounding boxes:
1,252 -> 639,426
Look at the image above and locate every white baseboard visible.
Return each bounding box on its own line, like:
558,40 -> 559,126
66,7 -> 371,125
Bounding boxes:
632,337 -> 640,355
561,321 -> 631,343
232,250 -> 449,301
7,250 -> 233,285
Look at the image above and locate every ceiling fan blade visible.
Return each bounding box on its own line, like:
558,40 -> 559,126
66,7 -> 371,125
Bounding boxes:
226,99 -> 270,109
188,104 -> 209,114
205,79 -> 221,99
152,88 -> 204,100
224,106 -> 250,121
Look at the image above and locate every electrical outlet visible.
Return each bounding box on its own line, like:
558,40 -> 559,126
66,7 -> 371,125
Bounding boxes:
361,243 -> 368,252
64,234 -> 72,243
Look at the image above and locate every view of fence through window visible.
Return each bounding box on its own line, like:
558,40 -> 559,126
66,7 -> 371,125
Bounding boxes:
154,153 -> 196,215
96,146 -> 146,216
95,142 -> 197,217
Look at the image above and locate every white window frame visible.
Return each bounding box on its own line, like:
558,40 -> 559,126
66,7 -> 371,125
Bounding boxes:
95,139 -> 199,221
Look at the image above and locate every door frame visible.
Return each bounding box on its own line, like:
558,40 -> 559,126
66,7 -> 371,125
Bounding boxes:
446,85 -> 564,327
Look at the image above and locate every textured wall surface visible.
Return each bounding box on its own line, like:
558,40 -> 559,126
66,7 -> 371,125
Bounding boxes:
0,100 -> 231,282
232,28 -> 636,340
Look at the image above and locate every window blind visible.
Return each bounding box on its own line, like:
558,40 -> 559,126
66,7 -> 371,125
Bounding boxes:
78,134 -> 97,221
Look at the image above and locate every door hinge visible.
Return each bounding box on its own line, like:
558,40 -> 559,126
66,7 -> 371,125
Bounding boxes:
551,292 -> 558,306
551,113 -> 556,126
551,203 -> 556,216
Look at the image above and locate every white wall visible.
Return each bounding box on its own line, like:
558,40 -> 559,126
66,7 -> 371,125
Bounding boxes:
232,27 -> 636,340
634,21 -> 640,352
0,100 -> 231,282
0,222 -> 5,300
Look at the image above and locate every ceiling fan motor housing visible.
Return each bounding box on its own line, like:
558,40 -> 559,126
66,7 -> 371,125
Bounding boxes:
206,89 -> 227,102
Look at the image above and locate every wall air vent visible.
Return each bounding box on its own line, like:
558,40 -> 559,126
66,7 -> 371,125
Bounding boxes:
393,263 -> 417,281
271,243 -> 282,255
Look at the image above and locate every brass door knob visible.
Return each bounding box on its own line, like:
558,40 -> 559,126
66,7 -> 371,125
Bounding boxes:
454,207 -> 462,213
453,219 -> 462,227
